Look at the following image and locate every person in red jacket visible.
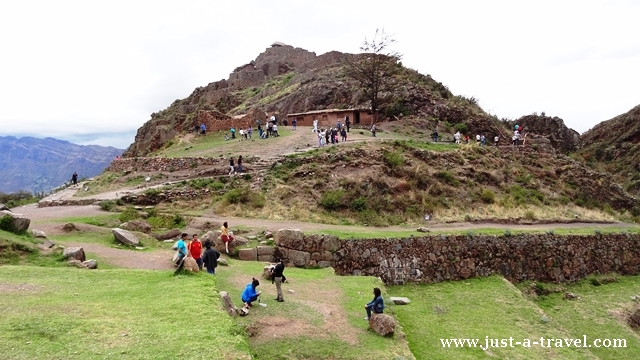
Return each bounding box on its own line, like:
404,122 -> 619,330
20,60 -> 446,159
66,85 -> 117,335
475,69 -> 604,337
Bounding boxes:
188,234 -> 203,270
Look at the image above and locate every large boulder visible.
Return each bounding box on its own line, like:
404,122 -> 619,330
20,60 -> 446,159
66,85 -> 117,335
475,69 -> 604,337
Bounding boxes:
369,313 -> 395,336
82,259 -> 98,269
122,219 -> 152,234
112,228 -> 140,246
63,247 -> 86,262
275,229 -> 304,248
390,297 -> 411,305
203,230 -> 249,254
183,257 -> 199,272
153,228 -> 181,241
0,210 -> 30,233
220,291 -> 238,317
288,249 -> 310,267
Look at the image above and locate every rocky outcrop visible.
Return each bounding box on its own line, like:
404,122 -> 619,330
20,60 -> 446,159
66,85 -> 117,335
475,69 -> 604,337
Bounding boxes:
122,220 -> 152,234
510,114 -> 580,153
153,228 -> 181,241
112,228 -> 140,246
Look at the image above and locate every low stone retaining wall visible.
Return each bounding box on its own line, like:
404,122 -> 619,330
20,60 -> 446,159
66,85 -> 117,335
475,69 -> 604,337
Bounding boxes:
107,157 -> 226,173
275,230 -> 640,285
37,199 -> 98,208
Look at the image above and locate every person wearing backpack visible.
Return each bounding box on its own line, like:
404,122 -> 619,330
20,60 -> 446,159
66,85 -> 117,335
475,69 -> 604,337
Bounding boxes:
201,240 -> 220,275
364,287 -> 385,320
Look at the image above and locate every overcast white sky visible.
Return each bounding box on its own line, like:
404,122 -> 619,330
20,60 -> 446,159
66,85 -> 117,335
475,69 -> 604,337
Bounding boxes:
1,0 -> 638,149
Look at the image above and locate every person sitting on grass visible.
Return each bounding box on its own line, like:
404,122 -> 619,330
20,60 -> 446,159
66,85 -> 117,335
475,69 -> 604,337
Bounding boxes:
364,287 -> 385,320
241,278 -> 262,307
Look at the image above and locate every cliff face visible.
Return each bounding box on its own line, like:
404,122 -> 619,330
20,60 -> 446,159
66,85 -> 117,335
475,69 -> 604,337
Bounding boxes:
123,43 -> 506,157
0,136 -> 123,194
577,104 -> 640,195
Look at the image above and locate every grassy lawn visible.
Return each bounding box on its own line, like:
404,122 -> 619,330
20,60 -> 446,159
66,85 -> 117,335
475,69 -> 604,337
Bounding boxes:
159,128 -> 294,158
40,213 -> 122,227
215,259 -> 413,359
0,266 -> 250,359
532,275 -> 640,359
388,276 -> 591,359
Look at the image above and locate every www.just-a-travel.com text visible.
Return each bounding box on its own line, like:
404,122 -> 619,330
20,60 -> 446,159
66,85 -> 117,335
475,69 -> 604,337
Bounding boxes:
440,336 -> 626,350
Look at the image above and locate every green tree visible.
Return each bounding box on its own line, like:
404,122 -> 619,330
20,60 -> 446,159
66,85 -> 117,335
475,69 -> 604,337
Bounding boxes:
344,29 -> 402,124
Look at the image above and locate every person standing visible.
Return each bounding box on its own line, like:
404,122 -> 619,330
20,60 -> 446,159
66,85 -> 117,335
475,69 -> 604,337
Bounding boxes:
292,118 -> 297,130
175,233 -> 188,266
237,155 -> 243,174
201,240 -> 220,275
229,157 -> 235,175
248,126 -> 253,140
71,172 -> 79,187
345,116 -> 350,132
188,234 -> 203,270
370,124 -> 376,137
364,287 -> 385,320
313,119 -> 318,133
272,123 -> 279,137
230,127 -> 236,139
241,278 -> 262,307
494,135 -> 499,146
340,127 -> 347,142
200,123 -> 206,135
220,221 -> 234,254
271,258 -> 285,302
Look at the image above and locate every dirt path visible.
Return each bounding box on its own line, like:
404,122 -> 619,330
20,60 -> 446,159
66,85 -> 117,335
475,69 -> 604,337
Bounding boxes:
66,242 -> 174,270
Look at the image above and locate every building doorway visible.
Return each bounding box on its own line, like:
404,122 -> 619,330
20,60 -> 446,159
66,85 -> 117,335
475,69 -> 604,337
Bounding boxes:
355,112 -> 360,124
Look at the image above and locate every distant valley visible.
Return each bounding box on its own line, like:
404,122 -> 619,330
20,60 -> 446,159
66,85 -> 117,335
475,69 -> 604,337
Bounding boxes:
0,136 -> 123,194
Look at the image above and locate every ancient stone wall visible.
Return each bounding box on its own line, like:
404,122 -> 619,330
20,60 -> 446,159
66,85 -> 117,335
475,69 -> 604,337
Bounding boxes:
275,230 -> 640,285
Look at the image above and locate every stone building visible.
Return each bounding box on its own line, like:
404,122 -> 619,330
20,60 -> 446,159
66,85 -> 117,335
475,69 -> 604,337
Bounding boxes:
286,108 -> 373,127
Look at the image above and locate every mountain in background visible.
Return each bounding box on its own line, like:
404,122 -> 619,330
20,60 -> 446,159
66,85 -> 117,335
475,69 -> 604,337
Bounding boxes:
0,136 -> 123,194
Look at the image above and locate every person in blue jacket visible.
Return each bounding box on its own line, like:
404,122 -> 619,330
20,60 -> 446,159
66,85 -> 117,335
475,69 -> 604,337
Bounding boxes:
241,278 -> 262,307
364,287 -> 385,320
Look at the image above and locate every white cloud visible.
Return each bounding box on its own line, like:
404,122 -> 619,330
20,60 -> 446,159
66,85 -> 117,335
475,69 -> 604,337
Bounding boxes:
1,0 -> 639,148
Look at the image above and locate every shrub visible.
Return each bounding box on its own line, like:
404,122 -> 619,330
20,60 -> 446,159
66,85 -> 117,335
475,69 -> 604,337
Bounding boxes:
118,207 -> 139,223
223,188 -> 265,209
319,190 -> 345,211
98,200 -> 116,211
435,171 -> 458,186
504,230 -> 512,237
383,151 -> 404,168
454,123 -> 468,133
524,211 -> 536,220
351,196 -> 367,212
480,189 -> 495,204
0,215 -> 16,233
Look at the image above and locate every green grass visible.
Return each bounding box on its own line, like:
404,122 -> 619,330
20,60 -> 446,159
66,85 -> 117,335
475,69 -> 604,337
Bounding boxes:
158,128 -> 294,158
0,266 -> 250,359
215,260 -> 413,359
43,213 -> 122,228
389,276 -> 591,359
393,139 -> 460,152
531,275 -> 640,359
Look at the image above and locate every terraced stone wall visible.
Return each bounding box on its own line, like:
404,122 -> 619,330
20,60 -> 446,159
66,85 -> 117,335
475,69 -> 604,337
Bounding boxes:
275,230 -> 640,285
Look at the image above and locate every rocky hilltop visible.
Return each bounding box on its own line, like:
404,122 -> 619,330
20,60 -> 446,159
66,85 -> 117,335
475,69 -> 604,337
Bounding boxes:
577,104 -> 640,195
124,43 -> 507,157
508,114 -> 581,153
0,136 -> 123,194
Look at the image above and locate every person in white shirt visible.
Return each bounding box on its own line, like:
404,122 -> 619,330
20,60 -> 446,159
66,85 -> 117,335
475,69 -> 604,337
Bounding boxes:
272,124 -> 279,137
313,119 -> 318,133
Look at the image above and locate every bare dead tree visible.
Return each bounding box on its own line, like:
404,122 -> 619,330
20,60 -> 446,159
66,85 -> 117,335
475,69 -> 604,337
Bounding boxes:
344,29 -> 403,124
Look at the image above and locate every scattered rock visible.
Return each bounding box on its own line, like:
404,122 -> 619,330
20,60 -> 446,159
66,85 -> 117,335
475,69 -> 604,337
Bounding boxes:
43,240 -> 56,249
63,247 -> 86,262
390,297 -> 411,305
0,210 -> 31,233
220,291 -> 238,317
263,265 -> 275,280
631,295 -> 640,302
153,228 -> 181,241
67,259 -> 85,268
287,289 -> 295,294
112,228 -> 140,246
163,239 -> 174,243
0,203 -> 10,211
31,229 -> 47,238
259,240 -> 267,245
62,223 -> 78,232
123,219 -> 152,234
247,235 -> 257,240
82,259 -> 98,269
541,315 -> 550,323
369,313 -> 395,336
264,230 -> 273,239
183,257 -> 199,272
417,227 -> 430,233
564,292 -> 579,300
217,258 -> 228,266
135,246 -> 145,250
